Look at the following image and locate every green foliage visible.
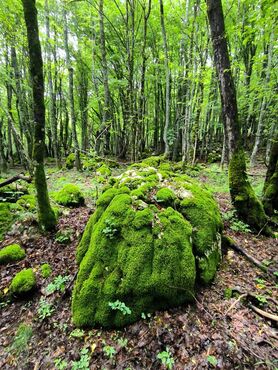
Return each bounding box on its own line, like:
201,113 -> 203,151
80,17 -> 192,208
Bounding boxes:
53,184 -> 85,207
224,287 -> 233,300
10,268 -> 36,296
108,300 -> 132,315
102,219 -> 118,239
207,355 -> 218,367
9,323 -> 33,357
157,348 -> 175,369
71,348 -> 90,370
255,295 -> 268,306
46,275 -> 70,294
54,358 -> 68,370
37,298 -> 54,320
0,244 -> 26,265
70,328 -> 85,338
230,219 -> 251,233
55,228 -> 73,244
40,263 -> 52,279
97,164 -> 112,177
103,345 -> 116,359
72,167 -> 222,328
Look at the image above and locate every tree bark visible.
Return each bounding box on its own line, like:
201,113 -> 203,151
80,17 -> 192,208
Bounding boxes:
206,0 -> 268,232
21,0 -> 56,231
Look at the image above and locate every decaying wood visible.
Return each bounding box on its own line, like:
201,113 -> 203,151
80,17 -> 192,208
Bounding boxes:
250,304 -> 278,323
0,174 -> 32,188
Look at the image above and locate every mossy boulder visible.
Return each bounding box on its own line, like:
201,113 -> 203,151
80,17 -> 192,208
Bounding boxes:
16,194 -> 37,211
65,153 -> 76,169
0,244 -> 26,265
72,165 -> 222,328
9,268 -> 36,296
53,184 -> 84,207
0,203 -> 15,241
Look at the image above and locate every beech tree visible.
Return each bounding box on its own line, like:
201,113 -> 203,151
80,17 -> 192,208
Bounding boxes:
21,0 -> 56,230
206,0 -> 268,232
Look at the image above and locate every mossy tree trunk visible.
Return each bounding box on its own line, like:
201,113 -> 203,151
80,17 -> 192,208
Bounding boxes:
21,0 -> 56,231
206,0 -> 268,232
263,133 -> 278,216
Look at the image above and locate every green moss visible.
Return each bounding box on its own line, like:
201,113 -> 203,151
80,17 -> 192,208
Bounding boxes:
65,153 -> 75,169
229,149 -> 267,232
141,156 -> 163,167
263,168 -> 278,216
10,268 -> 36,296
156,188 -> 176,206
53,184 -> 85,207
0,203 -> 15,241
97,164 -> 112,177
40,263 -> 52,278
16,195 -> 37,211
0,244 -> 26,265
72,166 -> 223,328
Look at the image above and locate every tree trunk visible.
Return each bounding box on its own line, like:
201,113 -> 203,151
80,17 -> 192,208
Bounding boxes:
206,0 -> 267,232
263,132 -> 278,216
63,7 -> 81,170
21,0 -> 56,231
159,0 -> 170,157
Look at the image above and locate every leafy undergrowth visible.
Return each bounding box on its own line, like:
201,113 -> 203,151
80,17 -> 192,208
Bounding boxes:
0,164 -> 277,369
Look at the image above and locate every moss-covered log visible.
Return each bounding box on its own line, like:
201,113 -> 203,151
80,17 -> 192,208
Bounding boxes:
263,134 -> 278,216
72,165 -> 223,328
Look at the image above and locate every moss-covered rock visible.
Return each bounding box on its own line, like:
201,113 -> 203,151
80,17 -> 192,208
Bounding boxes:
65,153 -> 76,169
16,195 -> 37,211
97,164 -> 112,177
53,184 -> 84,207
0,203 -> 15,241
0,244 -> 26,265
10,268 -> 36,296
72,165 -> 222,328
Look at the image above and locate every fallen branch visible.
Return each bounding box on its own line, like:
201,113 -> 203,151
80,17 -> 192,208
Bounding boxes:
0,174 -> 32,188
223,235 -> 268,274
250,304 -> 278,323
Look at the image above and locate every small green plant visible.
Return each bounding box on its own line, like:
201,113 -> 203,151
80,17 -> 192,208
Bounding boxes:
222,210 -> 236,222
141,312 -> 151,319
262,259 -> 273,267
108,300 -> 131,315
9,323 -> 33,356
53,322 -> 68,332
230,219 -> 251,233
255,295 -> 268,306
103,345 -> 116,359
102,219 -> 118,239
70,328 -> 85,338
54,357 -> 68,370
55,229 -> 73,244
224,287 -> 233,299
40,263 -> 52,279
157,347 -> 175,369
46,275 -> 70,294
117,338 -> 128,348
38,298 -> 54,321
207,355 -> 218,367
71,347 -> 90,370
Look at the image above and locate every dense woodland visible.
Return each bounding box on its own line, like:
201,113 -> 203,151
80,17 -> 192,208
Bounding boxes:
0,0 -> 277,369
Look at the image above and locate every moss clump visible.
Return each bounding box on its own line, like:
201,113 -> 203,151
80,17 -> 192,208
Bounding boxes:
40,263 -> 52,278
72,166 -> 222,328
0,244 -> 26,265
10,268 -> 36,296
97,164 -> 112,177
16,195 -> 37,211
0,203 -> 15,241
229,149 -> 267,231
65,153 -> 75,169
53,184 -> 85,207
263,165 -> 278,216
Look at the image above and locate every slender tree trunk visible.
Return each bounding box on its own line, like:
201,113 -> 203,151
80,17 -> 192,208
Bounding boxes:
206,0 -> 267,232
263,132 -> 278,216
21,0 -> 56,231
159,0 -> 170,157
63,7 -> 81,170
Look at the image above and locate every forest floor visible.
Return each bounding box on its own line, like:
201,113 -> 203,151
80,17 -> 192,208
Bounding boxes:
0,162 -> 277,370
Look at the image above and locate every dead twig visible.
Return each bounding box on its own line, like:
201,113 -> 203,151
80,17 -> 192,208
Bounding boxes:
225,294 -> 247,316
249,304 -> 278,323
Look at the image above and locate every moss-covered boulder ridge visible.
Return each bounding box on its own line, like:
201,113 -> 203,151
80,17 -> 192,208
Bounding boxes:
72,162 -> 223,328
